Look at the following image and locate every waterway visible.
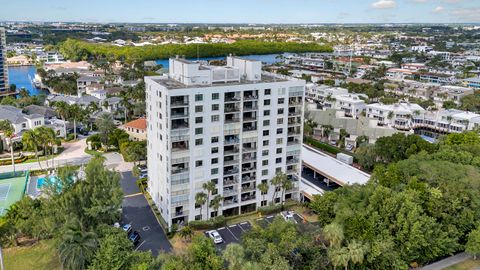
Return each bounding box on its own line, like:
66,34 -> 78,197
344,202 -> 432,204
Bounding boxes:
8,53 -> 286,96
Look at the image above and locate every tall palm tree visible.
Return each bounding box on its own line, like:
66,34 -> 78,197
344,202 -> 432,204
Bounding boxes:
95,113 -> 116,148
195,192 -> 207,220
58,219 -> 98,270
210,194 -> 223,217
223,243 -> 245,270
270,173 -> 287,204
280,176 -> 293,208
328,247 -> 350,270
68,104 -> 84,140
54,101 -> 70,138
347,240 -> 365,266
0,120 -> 16,173
323,222 -> 344,248
257,182 -> 269,203
119,91 -> 131,124
22,129 -> 42,169
202,181 -> 216,219
178,225 -> 193,242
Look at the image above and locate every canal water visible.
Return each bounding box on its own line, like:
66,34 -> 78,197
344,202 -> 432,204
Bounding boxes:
9,54 -> 286,96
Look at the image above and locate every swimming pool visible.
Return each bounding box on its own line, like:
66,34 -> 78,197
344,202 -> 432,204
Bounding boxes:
36,176 -> 59,189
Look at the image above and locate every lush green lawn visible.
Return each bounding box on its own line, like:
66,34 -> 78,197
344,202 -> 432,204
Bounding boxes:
3,239 -> 61,270
444,259 -> 480,270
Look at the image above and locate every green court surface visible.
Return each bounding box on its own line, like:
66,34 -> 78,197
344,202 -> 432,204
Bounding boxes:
0,171 -> 29,216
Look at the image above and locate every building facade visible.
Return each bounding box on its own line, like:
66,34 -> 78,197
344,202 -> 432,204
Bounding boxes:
0,28 -> 9,95
145,56 -> 305,227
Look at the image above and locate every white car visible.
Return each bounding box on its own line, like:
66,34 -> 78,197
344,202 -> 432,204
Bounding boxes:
280,211 -> 297,223
207,230 -> 224,244
345,143 -> 354,151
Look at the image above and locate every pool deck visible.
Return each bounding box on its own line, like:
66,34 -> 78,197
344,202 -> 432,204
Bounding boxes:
26,175 -> 41,198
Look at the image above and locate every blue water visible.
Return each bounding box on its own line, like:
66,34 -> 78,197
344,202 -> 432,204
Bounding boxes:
36,175 -> 59,189
8,66 -> 46,96
155,53 -> 285,69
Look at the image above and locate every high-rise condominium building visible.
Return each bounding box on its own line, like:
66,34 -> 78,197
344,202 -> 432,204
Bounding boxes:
0,28 -> 9,94
145,56 -> 305,227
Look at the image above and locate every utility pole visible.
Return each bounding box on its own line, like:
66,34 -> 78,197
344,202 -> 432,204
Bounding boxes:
0,244 -> 5,270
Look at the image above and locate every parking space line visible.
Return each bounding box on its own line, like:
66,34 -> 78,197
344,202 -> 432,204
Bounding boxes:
124,192 -> 143,198
226,226 -> 239,241
238,224 -> 246,232
135,240 -> 146,250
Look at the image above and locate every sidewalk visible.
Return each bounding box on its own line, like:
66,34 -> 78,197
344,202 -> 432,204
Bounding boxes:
418,253 -> 471,270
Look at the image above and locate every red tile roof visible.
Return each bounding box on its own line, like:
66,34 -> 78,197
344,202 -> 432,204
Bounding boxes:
124,118 -> 147,130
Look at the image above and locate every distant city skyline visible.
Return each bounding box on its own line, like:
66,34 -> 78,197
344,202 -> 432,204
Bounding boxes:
1,0 -> 479,24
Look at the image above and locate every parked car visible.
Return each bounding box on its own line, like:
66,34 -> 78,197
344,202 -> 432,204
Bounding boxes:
345,143 -> 354,151
329,140 -> 337,146
123,224 -> 132,234
129,230 -> 141,245
207,230 -> 224,244
139,171 -> 148,179
280,211 -> 297,223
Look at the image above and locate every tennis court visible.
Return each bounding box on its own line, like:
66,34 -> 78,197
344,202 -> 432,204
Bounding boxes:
0,171 -> 29,216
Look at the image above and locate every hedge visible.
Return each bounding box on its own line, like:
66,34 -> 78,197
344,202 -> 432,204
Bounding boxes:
189,216 -> 226,230
304,136 -> 358,163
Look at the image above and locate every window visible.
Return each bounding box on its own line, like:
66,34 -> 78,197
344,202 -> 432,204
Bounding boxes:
211,158 -> 218,164
264,99 -> 271,106
278,98 -> 284,104
212,93 -> 219,100
262,150 -> 269,156
195,117 -> 203,124
263,130 -> 269,136
263,120 -> 270,126
195,105 -> 203,113
276,128 -> 283,134
277,108 -> 284,114
262,160 -> 269,166
196,160 -> 203,167
195,128 -> 203,135
261,200 -> 267,206
211,136 -> 219,143
276,158 -> 282,164
212,104 -> 219,111
264,89 -> 271,95
211,147 -> 219,154
277,118 -> 284,125
195,139 -> 203,146
211,168 -> 219,175
262,169 -> 268,176
276,138 -> 283,144
211,115 -> 220,122
276,148 -> 282,154
195,94 -> 203,101
263,110 -> 270,116
263,140 -> 269,146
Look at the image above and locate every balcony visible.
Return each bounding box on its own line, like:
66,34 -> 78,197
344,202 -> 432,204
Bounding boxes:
224,198 -> 239,206
224,137 -> 240,145
171,120 -> 189,130
224,158 -> 240,166
242,125 -> 257,132
172,142 -> 189,152
172,210 -> 189,218
170,99 -> 189,107
225,117 -> 241,124
241,184 -> 256,193
243,116 -> 257,122
242,154 -> 256,162
242,166 -> 256,173
225,105 -> 241,113
223,176 -> 239,186
242,146 -> 257,153
223,188 -> 238,196
241,194 -> 256,202
171,112 -> 189,119
243,105 -> 258,111
224,167 -> 239,176
287,139 -> 301,146
224,147 -> 240,155
172,167 -> 189,175
288,111 -> 302,117
225,95 -> 241,102
286,157 -> 299,165
243,94 -> 258,101
287,119 -> 301,126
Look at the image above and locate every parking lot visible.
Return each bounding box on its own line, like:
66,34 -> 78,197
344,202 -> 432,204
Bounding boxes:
204,221 -> 253,250
256,212 -> 306,228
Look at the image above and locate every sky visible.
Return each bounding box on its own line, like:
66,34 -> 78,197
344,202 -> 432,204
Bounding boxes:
1,0 -> 479,24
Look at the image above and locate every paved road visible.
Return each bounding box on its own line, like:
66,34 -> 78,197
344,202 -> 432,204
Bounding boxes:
0,139 -> 91,173
120,171 -> 171,255
418,253 -> 471,270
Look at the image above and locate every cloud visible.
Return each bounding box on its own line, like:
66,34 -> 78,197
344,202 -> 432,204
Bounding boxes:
450,7 -> 480,22
442,0 -> 462,3
432,6 -> 445,13
371,0 -> 396,9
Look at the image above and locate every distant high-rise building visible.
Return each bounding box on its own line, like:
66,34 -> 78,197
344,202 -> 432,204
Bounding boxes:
145,56 -> 305,228
0,27 -> 9,94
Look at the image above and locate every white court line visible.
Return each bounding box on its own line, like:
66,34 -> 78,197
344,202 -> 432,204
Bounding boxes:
135,240 -> 146,250
0,183 -> 11,201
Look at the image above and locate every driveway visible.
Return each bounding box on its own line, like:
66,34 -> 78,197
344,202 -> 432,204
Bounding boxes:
120,171 -> 172,255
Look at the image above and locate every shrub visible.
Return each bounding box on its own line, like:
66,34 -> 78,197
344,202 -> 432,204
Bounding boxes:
258,204 -> 283,215
188,216 -> 226,230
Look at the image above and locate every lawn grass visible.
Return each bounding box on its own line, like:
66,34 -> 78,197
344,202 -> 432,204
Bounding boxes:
3,239 -> 61,270
443,258 -> 480,270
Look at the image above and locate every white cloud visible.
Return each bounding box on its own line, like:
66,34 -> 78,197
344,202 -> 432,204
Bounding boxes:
371,0 -> 397,9
450,7 -> 480,22
433,6 -> 445,13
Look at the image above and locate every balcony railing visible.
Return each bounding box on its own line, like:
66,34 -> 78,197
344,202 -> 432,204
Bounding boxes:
171,100 -> 189,107
243,105 -> 258,111
171,112 -> 189,119
243,95 -> 258,101
223,189 -> 238,196
172,210 -> 189,218
225,138 -> 240,145
225,106 -> 241,112
241,185 -> 256,192
172,168 -> 189,174
243,116 -> 257,122
286,158 -> 299,165
242,175 -> 255,183
224,168 -> 239,175
224,148 -> 240,155
225,118 -> 241,123
223,199 -> 239,206
224,159 -> 240,166
288,111 -> 301,116
242,166 -> 256,172
242,146 -> 257,152
241,195 -> 256,202
287,139 -> 301,146
242,126 -> 257,132
225,96 -> 241,102
172,123 -> 189,130
223,178 -> 239,186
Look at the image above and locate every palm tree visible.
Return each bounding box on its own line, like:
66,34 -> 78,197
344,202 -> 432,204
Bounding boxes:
0,120 -> 16,173
58,219 -> 98,270
22,129 -> 42,169
323,222 -> 344,248
119,91 -> 131,123
202,181 -> 216,219
18,88 -> 29,98
210,195 -> 223,217
54,101 -> 70,138
270,173 -> 287,204
178,225 -> 193,242
279,176 -> 293,208
68,104 -> 84,140
195,192 -> 207,220
223,243 -> 245,270
328,247 -> 350,270
95,113 -> 116,148
257,182 -> 269,203
347,240 -> 365,266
